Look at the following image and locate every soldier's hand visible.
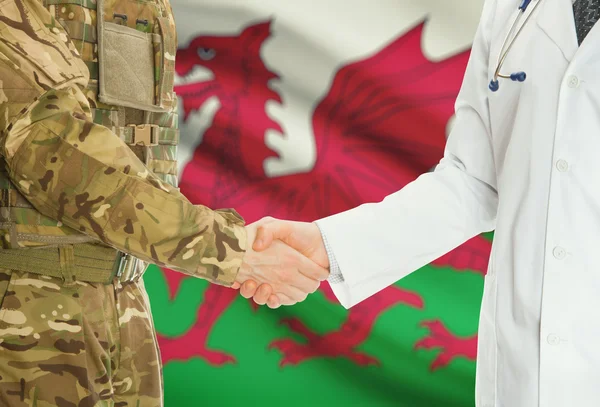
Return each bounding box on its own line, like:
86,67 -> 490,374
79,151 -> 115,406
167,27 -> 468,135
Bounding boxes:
234,221 -> 329,307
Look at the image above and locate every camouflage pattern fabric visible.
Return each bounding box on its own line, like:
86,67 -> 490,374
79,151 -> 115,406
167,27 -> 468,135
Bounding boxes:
0,268 -> 162,407
0,0 -> 247,286
0,0 -> 247,405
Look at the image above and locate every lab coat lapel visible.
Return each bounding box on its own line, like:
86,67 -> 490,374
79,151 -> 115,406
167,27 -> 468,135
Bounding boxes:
536,0 -> 578,61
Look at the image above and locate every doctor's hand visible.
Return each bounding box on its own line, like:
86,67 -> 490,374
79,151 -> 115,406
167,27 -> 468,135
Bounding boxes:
238,217 -> 330,308
232,220 -> 329,306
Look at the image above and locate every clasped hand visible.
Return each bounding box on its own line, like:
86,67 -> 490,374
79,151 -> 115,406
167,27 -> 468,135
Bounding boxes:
233,217 -> 329,308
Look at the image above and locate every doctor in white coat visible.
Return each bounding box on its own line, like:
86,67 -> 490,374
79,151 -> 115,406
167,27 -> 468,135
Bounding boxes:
238,0 -> 600,405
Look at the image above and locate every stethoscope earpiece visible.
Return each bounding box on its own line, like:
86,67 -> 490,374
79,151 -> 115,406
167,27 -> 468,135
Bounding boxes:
489,80 -> 500,92
510,72 -> 526,82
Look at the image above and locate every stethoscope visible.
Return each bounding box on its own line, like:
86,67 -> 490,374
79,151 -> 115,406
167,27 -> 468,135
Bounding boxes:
489,0 -> 543,91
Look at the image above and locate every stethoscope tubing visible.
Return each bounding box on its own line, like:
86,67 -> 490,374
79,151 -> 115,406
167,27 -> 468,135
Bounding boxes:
490,0 -> 543,90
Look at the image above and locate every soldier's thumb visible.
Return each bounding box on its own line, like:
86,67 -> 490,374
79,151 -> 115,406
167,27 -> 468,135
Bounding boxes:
252,224 -> 275,251
253,221 -> 291,251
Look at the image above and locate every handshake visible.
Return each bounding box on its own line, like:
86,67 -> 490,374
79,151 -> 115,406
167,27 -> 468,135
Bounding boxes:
232,217 -> 330,309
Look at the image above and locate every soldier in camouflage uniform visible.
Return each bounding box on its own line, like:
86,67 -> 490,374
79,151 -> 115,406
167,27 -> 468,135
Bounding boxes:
0,0 -> 329,405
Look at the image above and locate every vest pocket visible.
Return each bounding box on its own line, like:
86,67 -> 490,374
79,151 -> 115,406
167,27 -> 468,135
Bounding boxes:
96,0 -> 175,113
98,21 -> 158,110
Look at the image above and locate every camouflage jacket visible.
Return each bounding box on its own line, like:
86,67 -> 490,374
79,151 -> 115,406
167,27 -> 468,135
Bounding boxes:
0,0 -> 247,286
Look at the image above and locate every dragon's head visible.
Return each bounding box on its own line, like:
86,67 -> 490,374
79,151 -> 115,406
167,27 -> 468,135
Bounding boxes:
175,20 -> 278,118
174,19 -> 282,180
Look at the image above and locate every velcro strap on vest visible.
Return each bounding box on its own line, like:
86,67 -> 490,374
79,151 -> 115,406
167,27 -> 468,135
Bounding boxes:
147,158 -> 177,175
0,244 -> 141,284
116,125 -> 179,146
91,107 -> 118,127
44,0 -> 97,9
86,61 -> 98,80
146,110 -> 178,128
60,20 -> 97,43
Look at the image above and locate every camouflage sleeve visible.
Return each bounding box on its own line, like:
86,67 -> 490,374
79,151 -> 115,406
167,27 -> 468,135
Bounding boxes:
0,0 -> 246,286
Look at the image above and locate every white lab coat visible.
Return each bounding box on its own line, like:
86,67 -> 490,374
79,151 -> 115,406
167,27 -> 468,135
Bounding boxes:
316,0 -> 600,405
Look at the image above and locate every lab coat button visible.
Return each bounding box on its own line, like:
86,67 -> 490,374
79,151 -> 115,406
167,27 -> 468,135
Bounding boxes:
556,159 -> 569,172
553,246 -> 566,260
547,334 -> 560,345
567,75 -> 579,88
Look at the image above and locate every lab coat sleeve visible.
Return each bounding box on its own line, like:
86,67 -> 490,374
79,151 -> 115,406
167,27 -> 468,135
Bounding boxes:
316,0 -> 499,309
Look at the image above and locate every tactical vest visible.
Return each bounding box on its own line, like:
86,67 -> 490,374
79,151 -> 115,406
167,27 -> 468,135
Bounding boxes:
0,0 -> 179,282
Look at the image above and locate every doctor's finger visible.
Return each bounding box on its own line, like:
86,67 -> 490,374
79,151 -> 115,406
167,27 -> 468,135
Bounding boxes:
293,249 -> 329,281
253,283 -> 273,305
272,293 -> 296,307
277,283 -> 309,303
280,266 -> 320,296
266,294 -> 281,309
240,280 -> 258,299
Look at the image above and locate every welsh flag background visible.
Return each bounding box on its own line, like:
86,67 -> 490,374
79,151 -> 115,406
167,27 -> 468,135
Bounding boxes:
142,0 -> 491,405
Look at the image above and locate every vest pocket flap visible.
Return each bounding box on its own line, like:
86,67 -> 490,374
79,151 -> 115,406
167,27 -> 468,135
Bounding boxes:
98,21 -> 161,111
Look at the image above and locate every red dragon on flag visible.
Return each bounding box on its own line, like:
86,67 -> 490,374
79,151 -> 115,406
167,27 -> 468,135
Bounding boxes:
158,19 -> 490,370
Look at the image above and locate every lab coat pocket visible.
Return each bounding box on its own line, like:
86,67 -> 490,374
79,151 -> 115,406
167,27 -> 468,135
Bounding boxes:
475,264 -> 498,407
